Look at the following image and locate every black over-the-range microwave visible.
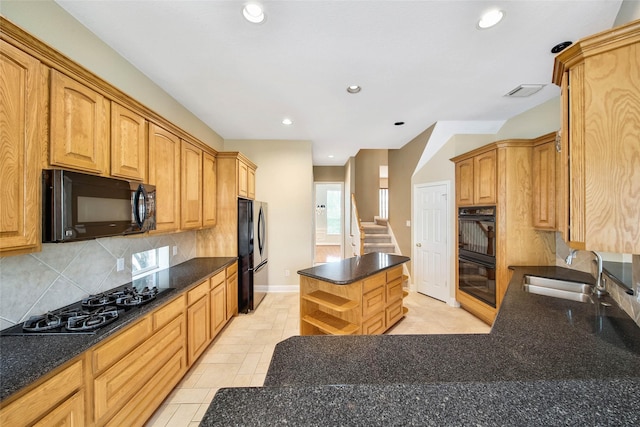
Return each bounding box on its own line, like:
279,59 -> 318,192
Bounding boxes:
42,169 -> 156,243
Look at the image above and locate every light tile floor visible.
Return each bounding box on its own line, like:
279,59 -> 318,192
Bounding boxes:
145,291 -> 490,427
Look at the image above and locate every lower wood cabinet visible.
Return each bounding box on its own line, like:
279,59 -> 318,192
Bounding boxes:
187,280 -> 211,364
226,262 -> 239,319
210,270 -> 227,338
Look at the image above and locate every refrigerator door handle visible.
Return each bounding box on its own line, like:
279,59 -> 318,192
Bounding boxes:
254,259 -> 268,273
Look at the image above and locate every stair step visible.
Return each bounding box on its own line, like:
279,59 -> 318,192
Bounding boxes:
364,234 -> 392,243
361,223 -> 388,234
364,243 -> 396,254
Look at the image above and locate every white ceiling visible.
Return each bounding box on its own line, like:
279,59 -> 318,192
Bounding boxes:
55,1 -> 622,166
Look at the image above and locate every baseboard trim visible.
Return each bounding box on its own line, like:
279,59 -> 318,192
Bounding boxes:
255,285 -> 299,293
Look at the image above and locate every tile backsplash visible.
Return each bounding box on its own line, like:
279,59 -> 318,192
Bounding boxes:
0,231 -> 196,330
555,234 -> 640,327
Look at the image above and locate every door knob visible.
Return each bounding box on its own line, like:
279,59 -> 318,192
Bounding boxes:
416,243 -> 422,247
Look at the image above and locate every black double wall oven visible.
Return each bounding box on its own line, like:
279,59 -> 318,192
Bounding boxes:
458,206 -> 496,308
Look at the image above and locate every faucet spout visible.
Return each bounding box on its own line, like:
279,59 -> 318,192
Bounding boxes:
591,251 -> 607,297
565,249 -> 577,265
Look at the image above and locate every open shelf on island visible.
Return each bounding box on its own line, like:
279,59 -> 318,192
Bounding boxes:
302,291 -> 359,312
302,311 -> 359,335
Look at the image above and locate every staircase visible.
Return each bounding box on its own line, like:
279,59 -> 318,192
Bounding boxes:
361,218 -> 396,254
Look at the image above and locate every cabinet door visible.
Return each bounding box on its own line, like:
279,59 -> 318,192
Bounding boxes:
226,264 -> 239,319
532,141 -> 556,230
111,102 -> 147,181
148,123 -> 181,232
455,158 -> 474,206
0,41 -> 41,255
210,275 -> 227,338
181,140 -> 203,229
50,69 -> 109,174
248,166 -> 256,200
202,151 -> 217,227
187,294 -> 210,365
238,160 -> 249,197
474,150 -> 496,205
33,391 -> 85,427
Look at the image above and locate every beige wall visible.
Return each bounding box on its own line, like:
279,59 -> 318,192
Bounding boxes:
354,149 -> 388,222
344,157 -> 356,258
388,125 -> 433,269
313,166 -> 345,182
1,0 -> 224,150
224,140 -> 314,290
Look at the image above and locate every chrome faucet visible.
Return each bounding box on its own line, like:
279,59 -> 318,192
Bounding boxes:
564,249 -> 607,296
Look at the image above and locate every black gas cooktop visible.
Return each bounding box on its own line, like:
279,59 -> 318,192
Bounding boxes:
1,285 -> 171,336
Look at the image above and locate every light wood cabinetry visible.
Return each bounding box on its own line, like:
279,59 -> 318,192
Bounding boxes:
0,359 -> 85,426
111,102 -> 147,181
0,40 -> 43,256
148,122 -> 181,232
226,261 -> 239,319
552,20 -> 640,253
455,148 -> 496,206
210,270 -> 227,338
299,265 -> 406,335
202,151 -> 217,227
181,140 -> 203,229
452,140 -> 555,325
50,69 -> 110,175
187,279 -> 211,364
531,133 -> 557,230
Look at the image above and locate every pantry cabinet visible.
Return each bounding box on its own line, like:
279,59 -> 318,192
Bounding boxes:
148,123 -> 181,232
181,140 -> 204,229
455,148 -> 496,206
531,133 -> 557,230
111,102 -> 147,181
553,20 -> 640,253
0,40 -> 43,256
50,69 -> 110,175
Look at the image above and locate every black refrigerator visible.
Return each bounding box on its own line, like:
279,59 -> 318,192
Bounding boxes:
238,199 -> 268,313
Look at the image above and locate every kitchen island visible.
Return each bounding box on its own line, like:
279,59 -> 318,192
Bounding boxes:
297,253 -> 410,335
201,266 -> 640,425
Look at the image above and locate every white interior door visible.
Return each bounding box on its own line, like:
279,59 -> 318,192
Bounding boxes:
415,182 -> 449,302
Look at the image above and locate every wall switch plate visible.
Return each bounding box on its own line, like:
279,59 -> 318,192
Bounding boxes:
173,246 -> 178,256
116,258 -> 125,272
284,269 -> 290,277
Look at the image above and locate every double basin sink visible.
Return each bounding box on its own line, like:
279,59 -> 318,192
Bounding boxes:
523,275 -> 594,304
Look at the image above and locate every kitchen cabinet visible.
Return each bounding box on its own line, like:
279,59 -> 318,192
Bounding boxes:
148,122 -> 181,232
0,40 -> 44,256
299,264 -> 406,335
552,20 -> 640,253
226,261 -> 239,319
203,151 -> 218,227
452,139 -> 556,325
210,270 -> 227,338
50,69 -> 110,175
187,279 -> 211,364
455,148 -> 496,206
111,102 -> 147,181
531,133 -> 557,230
181,140 -> 203,229
0,358 -> 85,426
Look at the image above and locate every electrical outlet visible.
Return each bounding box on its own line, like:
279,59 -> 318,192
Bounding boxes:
284,269 -> 290,277
406,220 -> 411,227
173,246 -> 178,256
116,258 -> 125,272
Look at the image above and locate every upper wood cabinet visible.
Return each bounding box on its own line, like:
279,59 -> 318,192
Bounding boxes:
553,20 -> 640,253
531,133 -> 557,230
0,40 -> 43,256
202,151 -> 217,227
181,140 -> 203,229
148,123 -> 181,232
50,69 -> 110,175
111,102 -> 147,181
237,157 -> 256,199
454,148 -> 496,206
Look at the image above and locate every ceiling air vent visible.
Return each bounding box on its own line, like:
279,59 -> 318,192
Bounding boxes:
504,84 -> 545,97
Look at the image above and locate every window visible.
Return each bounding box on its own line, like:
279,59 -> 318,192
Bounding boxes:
132,246 -> 169,280
379,188 -> 388,219
326,190 -> 341,235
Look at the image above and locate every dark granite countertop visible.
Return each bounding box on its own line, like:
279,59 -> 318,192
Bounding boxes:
297,252 -> 410,284
201,266 -> 640,426
0,257 -> 235,402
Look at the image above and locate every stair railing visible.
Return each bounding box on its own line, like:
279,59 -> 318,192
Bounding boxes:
350,194 -> 365,256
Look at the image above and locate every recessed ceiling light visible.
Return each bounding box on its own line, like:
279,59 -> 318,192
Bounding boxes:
282,118 -> 293,125
346,85 -> 361,94
478,9 -> 504,29
328,155 -> 334,158
243,3 -> 265,24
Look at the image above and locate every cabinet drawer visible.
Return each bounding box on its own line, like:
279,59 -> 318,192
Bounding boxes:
93,317 -> 152,374
363,272 -> 385,293
210,270 -> 226,288
386,278 -> 403,303
386,299 -> 404,328
226,262 -> 238,277
0,359 -> 84,426
153,295 -> 185,330
362,287 -> 384,318
386,266 -> 403,282
187,279 -> 210,305
362,311 -> 385,335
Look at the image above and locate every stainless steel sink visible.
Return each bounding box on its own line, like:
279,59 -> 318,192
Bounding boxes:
522,275 -> 594,303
